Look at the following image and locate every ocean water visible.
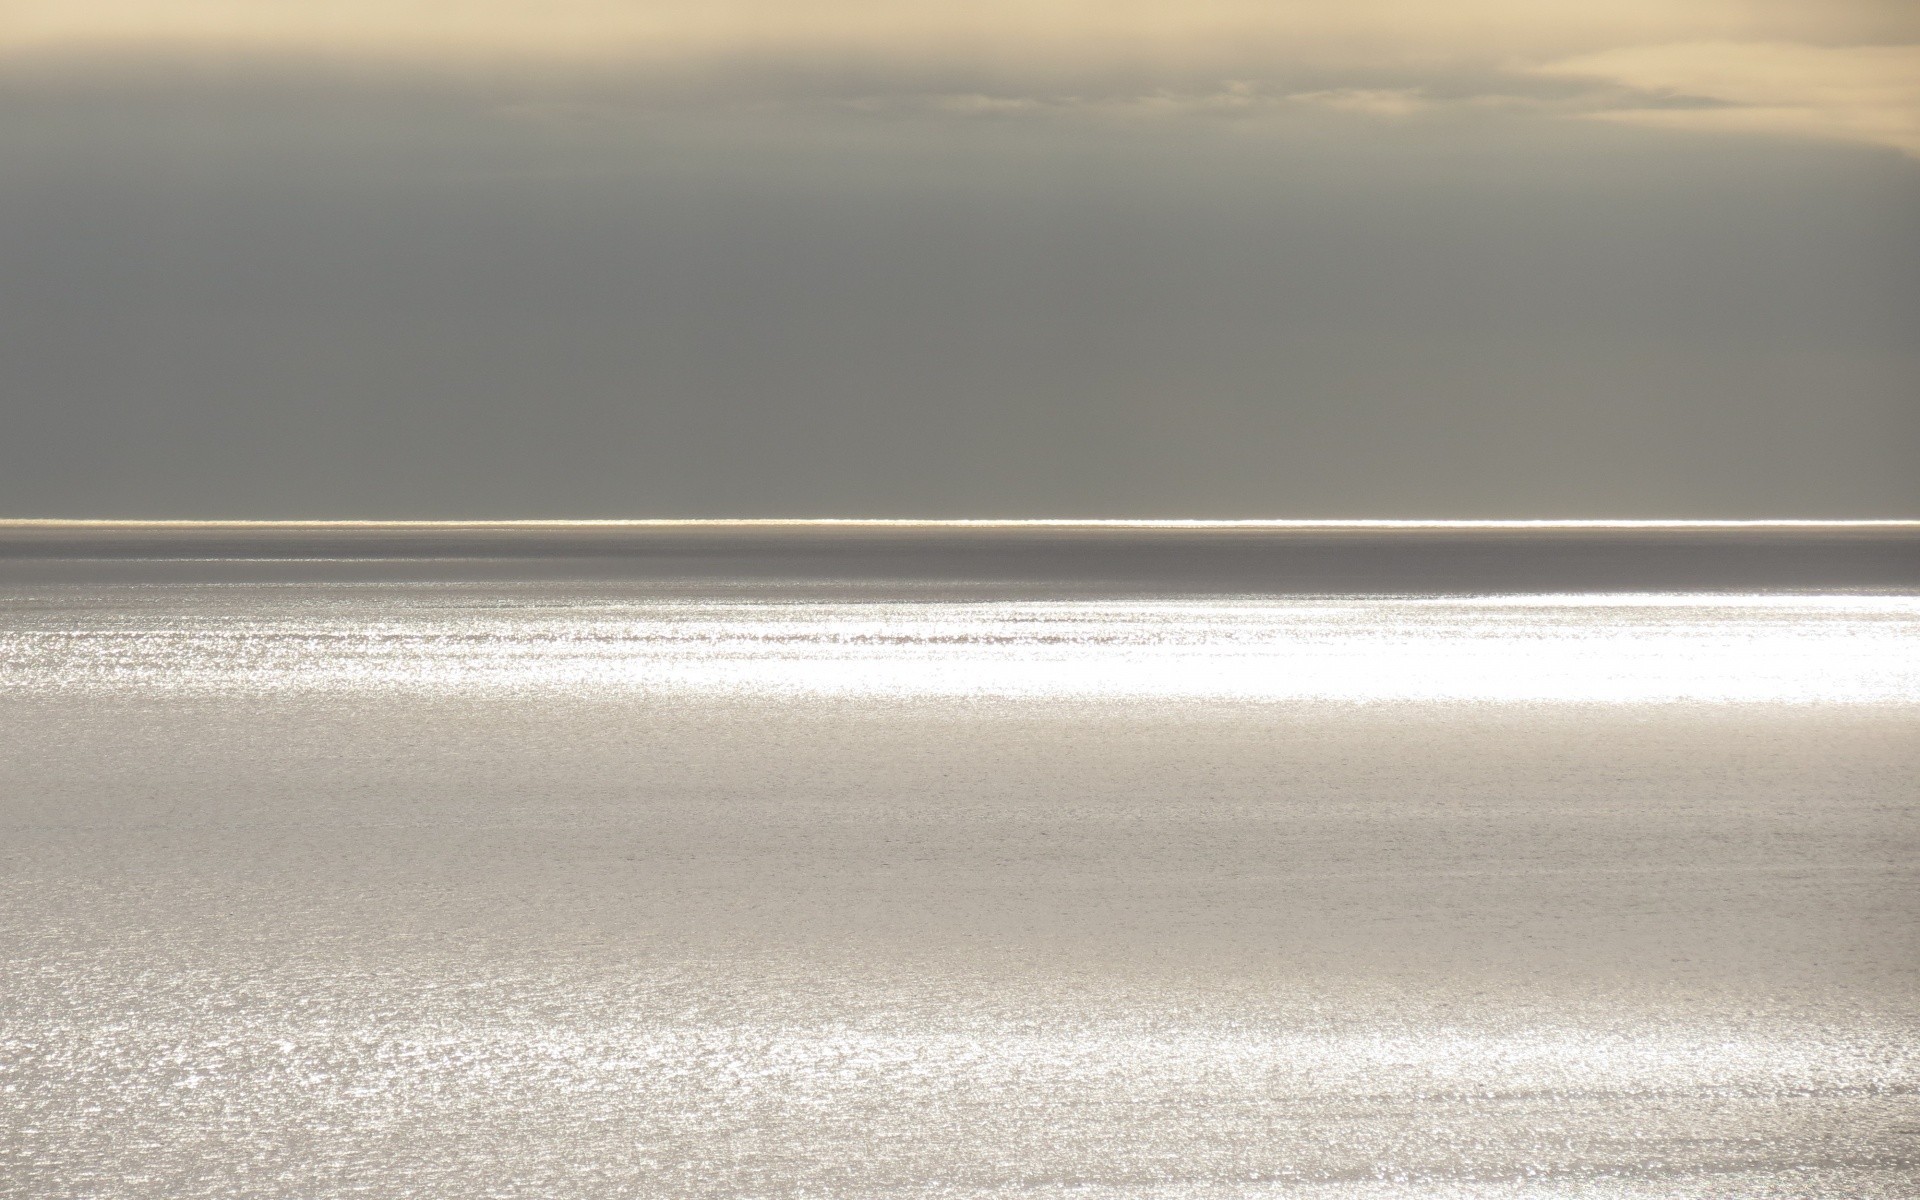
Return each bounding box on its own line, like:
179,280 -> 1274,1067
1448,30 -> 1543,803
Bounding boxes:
3,524 -> 1918,1199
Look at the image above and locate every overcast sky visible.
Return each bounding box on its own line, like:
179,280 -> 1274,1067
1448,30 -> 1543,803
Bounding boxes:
2,0 -> 1916,517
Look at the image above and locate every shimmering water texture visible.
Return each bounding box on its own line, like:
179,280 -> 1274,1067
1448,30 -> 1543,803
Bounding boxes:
8,589 -> 1920,704
3,526 -> 1918,1199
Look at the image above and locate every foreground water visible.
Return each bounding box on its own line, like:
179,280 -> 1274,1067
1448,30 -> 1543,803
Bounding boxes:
3,525 -> 1918,1198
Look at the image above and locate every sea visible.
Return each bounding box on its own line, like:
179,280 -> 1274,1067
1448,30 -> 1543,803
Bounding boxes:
3,521 -> 1918,1199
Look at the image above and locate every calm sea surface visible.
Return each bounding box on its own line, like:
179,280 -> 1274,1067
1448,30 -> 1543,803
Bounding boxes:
4,524 -> 1918,1198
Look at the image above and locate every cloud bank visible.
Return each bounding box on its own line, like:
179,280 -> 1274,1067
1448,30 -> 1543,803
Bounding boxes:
6,1 -> 1918,154
1539,41 -> 1920,156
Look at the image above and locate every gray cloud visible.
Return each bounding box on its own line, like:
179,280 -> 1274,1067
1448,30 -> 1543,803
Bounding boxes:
2,66 -> 1915,518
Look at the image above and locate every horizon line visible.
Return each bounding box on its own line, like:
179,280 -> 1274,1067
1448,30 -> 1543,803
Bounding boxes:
6,518 -> 1920,530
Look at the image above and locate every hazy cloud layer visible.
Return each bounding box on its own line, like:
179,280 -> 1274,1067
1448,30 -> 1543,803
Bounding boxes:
12,0 -> 1914,58
1,2 -> 1915,517
1539,41 -> 1920,156
8,1 -> 1919,154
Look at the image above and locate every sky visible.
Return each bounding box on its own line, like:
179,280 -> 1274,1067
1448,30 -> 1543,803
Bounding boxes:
1,0 -> 1916,518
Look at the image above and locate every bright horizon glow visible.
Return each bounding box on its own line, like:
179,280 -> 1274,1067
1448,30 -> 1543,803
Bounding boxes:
6,518 -> 1920,530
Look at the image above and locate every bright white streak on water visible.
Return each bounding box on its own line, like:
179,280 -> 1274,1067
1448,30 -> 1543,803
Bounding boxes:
2,581 -> 1918,1198
6,589 -> 1920,702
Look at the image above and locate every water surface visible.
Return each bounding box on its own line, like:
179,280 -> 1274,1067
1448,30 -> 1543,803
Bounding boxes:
3,524 -> 1917,1197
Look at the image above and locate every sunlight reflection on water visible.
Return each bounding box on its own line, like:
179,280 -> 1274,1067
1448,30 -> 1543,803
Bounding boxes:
3,581 -> 1918,1197
7,589 -> 1920,702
